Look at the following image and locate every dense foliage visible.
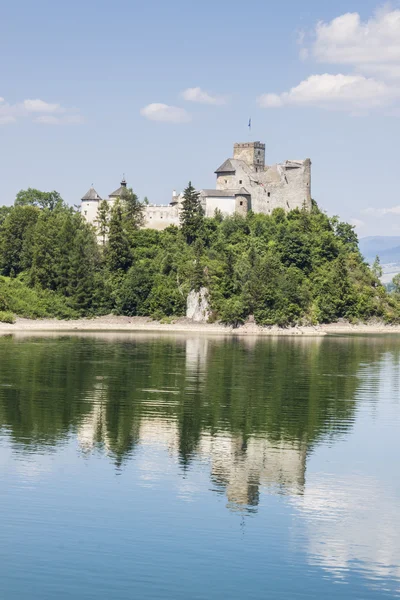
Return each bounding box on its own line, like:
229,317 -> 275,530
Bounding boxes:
0,184 -> 399,325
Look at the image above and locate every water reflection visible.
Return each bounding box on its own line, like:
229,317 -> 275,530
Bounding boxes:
1,333 -> 400,597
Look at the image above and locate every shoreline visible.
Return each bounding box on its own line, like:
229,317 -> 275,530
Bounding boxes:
1,316 -> 400,336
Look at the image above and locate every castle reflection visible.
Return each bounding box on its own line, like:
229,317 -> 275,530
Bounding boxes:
0,333 -> 399,513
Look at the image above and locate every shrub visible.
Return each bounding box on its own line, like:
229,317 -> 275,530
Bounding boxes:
0,310 -> 16,324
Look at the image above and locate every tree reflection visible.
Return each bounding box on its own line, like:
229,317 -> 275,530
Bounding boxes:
0,333 -> 398,510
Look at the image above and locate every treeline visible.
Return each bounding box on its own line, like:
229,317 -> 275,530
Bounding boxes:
0,183 -> 399,325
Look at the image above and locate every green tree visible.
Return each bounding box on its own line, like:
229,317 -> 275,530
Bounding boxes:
372,255 -> 383,280
392,273 -> 400,295
96,200 -> 110,245
68,226 -> 101,312
106,202 -> 132,272
180,182 -> 203,245
30,211 -> 63,289
0,206 -> 13,227
121,188 -> 145,232
0,205 -> 39,276
15,188 -> 65,211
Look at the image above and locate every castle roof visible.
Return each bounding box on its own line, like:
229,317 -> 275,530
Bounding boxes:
109,178 -> 128,198
201,189 -> 240,197
215,159 -> 236,174
81,187 -> 102,201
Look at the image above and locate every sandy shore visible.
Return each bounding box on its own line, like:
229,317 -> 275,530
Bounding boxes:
0,315 -> 400,336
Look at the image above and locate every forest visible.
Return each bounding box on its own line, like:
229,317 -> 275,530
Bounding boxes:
0,183 -> 399,326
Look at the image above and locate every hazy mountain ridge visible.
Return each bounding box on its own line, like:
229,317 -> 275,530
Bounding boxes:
359,237 -> 400,263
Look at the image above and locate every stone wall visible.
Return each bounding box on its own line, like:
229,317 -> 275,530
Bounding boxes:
233,142 -> 265,170
142,205 -> 180,230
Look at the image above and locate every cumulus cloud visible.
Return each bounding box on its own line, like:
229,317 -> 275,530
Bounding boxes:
312,8 -> 400,80
182,87 -> 226,105
260,7 -> 400,113
0,96 -> 83,125
140,103 -> 191,123
23,99 -> 61,113
258,73 -> 398,111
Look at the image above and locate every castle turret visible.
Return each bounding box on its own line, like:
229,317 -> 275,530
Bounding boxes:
109,177 -> 128,199
233,142 -> 265,172
81,186 -> 102,225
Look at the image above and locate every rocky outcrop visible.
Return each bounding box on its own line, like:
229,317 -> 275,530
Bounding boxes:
186,287 -> 211,323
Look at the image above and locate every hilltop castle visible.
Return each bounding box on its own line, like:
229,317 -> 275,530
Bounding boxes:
80,141 -> 312,231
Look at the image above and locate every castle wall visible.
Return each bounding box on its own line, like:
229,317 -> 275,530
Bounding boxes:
142,205 -> 180,230
249,160 -> 312,214
81,200 -> 99,226
205,195 -> 236,218
214,158 -> 312,215
216,174 -> 237,190
233,142 -> 265,171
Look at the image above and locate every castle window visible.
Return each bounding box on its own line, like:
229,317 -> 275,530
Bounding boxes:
268,192 -> 271,197
225,179 -> 228,184
239,201 -> 243,206
257,150 -> 260,155
239,180 -> 242,184
84,211 -> 87,215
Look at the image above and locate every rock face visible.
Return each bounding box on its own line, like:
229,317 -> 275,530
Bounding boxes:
186,287 -> 211,323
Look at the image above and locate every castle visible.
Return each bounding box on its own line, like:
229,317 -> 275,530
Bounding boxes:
80,141 -> 312,231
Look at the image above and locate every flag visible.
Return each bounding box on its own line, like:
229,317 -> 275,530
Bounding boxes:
248,118 -> 251,131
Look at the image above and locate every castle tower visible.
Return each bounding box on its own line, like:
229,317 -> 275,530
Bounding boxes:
233,142 -> 265,172
80,186 -> 102,225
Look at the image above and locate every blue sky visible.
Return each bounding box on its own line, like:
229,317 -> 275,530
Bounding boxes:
1,0 -> 400,236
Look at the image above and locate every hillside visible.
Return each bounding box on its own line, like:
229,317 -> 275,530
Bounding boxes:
0,191 -> 399,326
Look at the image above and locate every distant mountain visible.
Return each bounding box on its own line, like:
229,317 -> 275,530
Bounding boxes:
359,237 -> 400,263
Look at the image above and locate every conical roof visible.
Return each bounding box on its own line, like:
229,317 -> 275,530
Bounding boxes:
215,159 -> 236,174
81,187 -> 102,201
109,178 -> 128,198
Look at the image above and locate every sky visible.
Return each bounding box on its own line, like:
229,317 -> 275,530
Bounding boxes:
1,0 -> 400,236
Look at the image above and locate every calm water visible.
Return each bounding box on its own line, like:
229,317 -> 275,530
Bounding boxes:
0,333 -> 399,600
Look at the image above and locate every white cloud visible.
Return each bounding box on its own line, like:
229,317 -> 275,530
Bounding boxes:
140,103 -> 191,123
258,73 -> 398,111
182,87 -> 226,105
312,8 -> 400,80
0,115 -> 16,125
35,114 -> 85,125
363,205 -> 400,216
350,218 -> 365,229
0,96 -> 83,125
262,7 -> 400,114
23,99 -> 61,113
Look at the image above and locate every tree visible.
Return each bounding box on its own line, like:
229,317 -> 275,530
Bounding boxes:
392,273 -> 400,295
0,206 -> 13,227
372,255 -> 383,280
30,211 -> 63,289
96,200 -> 110,245
15,188 -> 65,211
121,187 -> 144,232
68,226 -> 101,312
180,181 -> 203,245
106,202 -> 132,272
192,238 -> 205,291
0,205 -> 39,276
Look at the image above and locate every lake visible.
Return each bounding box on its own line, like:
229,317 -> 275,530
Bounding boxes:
0,333 -> 399,599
